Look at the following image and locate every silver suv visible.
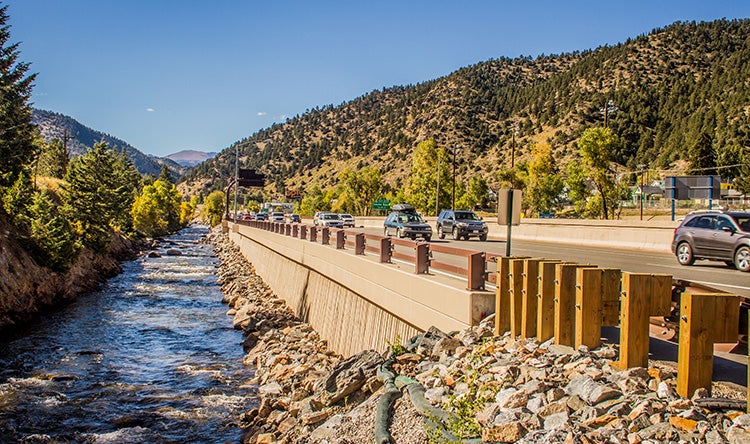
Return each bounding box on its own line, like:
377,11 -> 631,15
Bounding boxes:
671,210 -> 750,272
436,209 -> 488,241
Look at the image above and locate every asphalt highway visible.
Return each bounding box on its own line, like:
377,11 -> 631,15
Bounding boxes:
358,227 -> 750,298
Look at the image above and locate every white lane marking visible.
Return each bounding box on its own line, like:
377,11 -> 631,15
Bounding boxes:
687,280 -> 750,291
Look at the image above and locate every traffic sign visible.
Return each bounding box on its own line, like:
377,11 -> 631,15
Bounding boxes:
372,199 -> 390,210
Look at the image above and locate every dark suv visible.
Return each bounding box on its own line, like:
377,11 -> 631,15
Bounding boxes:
671,210 -> 750,272
384,204 -> 432,241
436,209 -> 488,241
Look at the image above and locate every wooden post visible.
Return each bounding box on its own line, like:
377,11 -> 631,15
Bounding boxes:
321,227 -> 330,245
300,225 -> 307,240
601,269 -> 623,327
335,230 -> 345,249
617,273 -> 672,369
575,268 -> 603,349
521,259 -> 542,338
555,263 -> 595,346
509,259 -> 525,337
677,292 -> 739,398
379,237 -> 392,263
292,224 -> 299,238
536,260 -> 560,342
309,226 -> 318,242
415,243 -> 429,274
494,256 -> 528,336
354,233 -> 365,255
467,252 -> 485,291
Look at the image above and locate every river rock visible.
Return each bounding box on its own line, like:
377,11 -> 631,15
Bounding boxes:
165,249 -> 182,256
317,349 -> 383,406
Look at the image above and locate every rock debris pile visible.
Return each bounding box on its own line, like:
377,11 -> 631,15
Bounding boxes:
209,230 -> 749,444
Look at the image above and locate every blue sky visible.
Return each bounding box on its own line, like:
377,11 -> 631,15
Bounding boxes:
6,1 -> 750,157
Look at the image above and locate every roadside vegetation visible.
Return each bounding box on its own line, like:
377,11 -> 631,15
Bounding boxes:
0,5 -> 196,272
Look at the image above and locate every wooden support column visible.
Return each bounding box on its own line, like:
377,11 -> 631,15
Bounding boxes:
677,292 -> 739,398
555,264 -> 596,346
509,258 -> 525,337
299,225 -> 307,240
521,258 -> 542,338
536,260 -> 560,342
415,243 -> 429,274
575,268 -> 621,349
494,256 -> 528,336
467,252 -> 485,291
617,273 -> 672,369
335,230 -> 345,249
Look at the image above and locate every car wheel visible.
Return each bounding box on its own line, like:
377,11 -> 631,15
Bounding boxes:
676,242 -> 695,266
438,226 -> 445,239
425,236 -> 431,242
479,234 -> 487,242
384,227 -> 389,237
452,227 -> 461,241
397,228 -> 404,238
735,246 -> 750,272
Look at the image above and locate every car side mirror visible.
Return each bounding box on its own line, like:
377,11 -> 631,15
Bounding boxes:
722,226 -> 735,233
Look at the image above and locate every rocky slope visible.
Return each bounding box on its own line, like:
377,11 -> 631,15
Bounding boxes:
210,229 -> 750,444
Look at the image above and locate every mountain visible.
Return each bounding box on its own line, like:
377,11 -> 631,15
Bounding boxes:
180,19 -> 750,198
31,109 -> 187,178
167,149 -> 217,167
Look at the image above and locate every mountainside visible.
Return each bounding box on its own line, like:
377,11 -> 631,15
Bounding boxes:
181,19 -> 750,198
32,109 -> 187,177
167,149 -> 217,167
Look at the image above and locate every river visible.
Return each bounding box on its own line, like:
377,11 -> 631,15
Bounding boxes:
0,226 -> 254,443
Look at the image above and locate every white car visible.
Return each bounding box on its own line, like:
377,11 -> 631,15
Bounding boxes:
318,212 -> 343,228
271,212 -> 286,223
339,213 -> 355,228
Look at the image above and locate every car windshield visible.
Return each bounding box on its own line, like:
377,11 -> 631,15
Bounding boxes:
398,213 -> 423,223
454,211 -> 480,220
730,214 -> 750,232
323,214 -> 339,220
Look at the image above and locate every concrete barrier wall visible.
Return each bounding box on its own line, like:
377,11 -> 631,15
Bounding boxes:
228,223 -> 493,357
355,217 -> 677,253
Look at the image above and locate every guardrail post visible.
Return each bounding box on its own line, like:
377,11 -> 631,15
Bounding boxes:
292,224 -> 299,238
379,238 -> 392,263
335,230 -> 345,249
677,292 -> 739,398
285,224 -> 291,236
521,259 -> 542,338
354,233 -> 365,255
536,260 -> 561,342
467,252 -> 485,290
415,243 -> 429,274
494,256 -> 512,336
555,263 -> 596,347
309,226 -> 318,242
300,225 -> 307,240
617,273 -> 672,369
321,227 -> 330,245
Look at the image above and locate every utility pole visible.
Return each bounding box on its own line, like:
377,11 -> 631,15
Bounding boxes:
511,125 -> 519,168
638,164 -> 645,220
435,153 -> 441,216
234,144 -> 239,221
452,146 -> 459,211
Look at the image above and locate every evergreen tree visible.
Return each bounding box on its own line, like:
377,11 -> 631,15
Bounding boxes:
63,142 -> 140,248
28,188 -> 78,271
158,163 -> 174,184
37,138 -> 69,179
687,132 -> 716,175
1,170 -> 32,227
0,5 -> 36,188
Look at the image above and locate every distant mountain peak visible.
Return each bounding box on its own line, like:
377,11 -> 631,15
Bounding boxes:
167,150 -> 217,167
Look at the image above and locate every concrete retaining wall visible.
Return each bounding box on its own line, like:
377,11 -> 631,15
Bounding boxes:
227,223 -> 493,357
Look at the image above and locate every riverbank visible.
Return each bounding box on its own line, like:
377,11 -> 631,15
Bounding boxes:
0,227 -> 146,333
210,228 -> 750,444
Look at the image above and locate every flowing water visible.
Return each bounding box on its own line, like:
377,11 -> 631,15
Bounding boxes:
0,226 -> 254,443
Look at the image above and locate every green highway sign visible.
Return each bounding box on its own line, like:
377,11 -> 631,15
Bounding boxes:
372,199 -> 390,210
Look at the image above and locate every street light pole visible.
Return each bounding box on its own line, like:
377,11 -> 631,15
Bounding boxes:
234,144 -> 239,221
638,164 -> 645,220
435,153 -> 441,216
511,125 -> 519,168
452,146 -> 458,211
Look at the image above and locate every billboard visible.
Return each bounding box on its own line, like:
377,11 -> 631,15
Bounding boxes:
664,176 -> 720,200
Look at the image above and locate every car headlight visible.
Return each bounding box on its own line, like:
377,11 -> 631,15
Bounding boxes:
457,222 -> 468,228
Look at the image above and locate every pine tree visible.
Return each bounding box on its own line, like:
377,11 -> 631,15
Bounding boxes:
37,138 -> 69,179
0,5 -> 36,187
28,189 -> 78,271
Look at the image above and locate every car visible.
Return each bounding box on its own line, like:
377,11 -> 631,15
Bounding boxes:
671,210 -> 750,272
313,212 -> 322,226
436,209 -> 488,241
339,213 -> 355,228
271,211 -> 286,223
240,213 -> 254,221
317,212 -> 343,228
383,203 -> 432,241
255,212 -> 268,221
287,214 -> 301,223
